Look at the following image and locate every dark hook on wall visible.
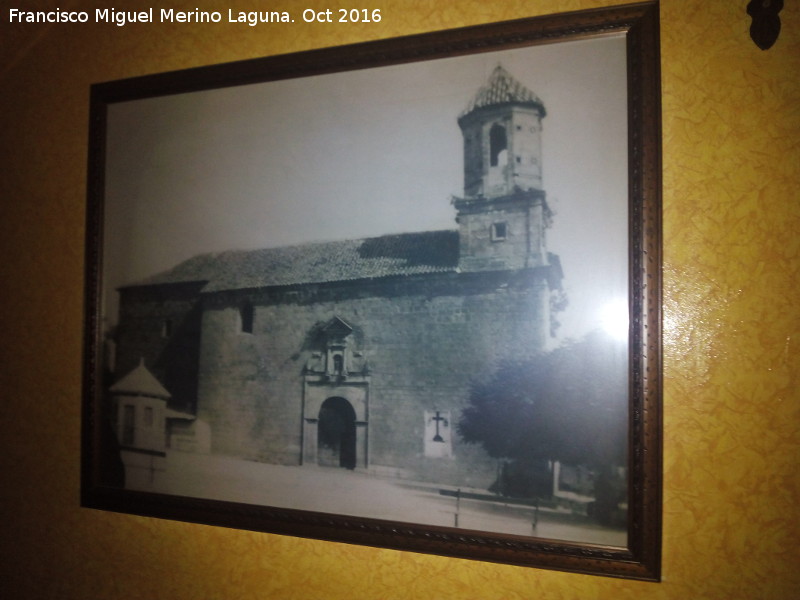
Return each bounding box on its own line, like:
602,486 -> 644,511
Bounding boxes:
747,0 -> 784,50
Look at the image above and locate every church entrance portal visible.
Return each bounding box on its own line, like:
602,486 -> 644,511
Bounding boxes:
317,397 -> 356,469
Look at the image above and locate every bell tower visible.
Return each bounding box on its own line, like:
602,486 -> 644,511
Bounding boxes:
459,65 -> 546,197
454,66 -> 552,272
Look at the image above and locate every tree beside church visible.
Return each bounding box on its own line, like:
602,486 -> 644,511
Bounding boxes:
458,330 -> 628,522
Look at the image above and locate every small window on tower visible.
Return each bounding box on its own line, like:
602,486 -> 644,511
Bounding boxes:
122,404 -> 135,446
491,222 -> 508,242
161,319 -> 172,338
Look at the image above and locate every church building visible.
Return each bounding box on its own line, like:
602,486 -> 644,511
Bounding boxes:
110,66 -> 564,488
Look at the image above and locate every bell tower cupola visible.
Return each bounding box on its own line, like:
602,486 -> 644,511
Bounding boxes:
454,66 -> 552,272
458,65 -> 546,198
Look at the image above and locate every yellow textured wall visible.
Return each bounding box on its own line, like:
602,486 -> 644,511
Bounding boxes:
1,1 -> 798,598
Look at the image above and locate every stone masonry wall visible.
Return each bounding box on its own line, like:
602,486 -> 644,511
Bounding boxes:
197,267 -> 552,487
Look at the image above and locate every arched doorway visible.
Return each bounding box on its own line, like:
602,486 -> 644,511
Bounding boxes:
317,397 -> 356,469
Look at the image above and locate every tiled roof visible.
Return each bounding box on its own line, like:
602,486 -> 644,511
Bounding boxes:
132,229 -> 460,293
110,359 -> 171,399
461,65 -> 546,119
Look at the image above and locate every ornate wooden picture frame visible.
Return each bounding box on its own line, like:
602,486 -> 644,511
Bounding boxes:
83,1 -> 661,580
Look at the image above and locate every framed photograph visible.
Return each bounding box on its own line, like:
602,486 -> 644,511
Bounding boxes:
82,1 -> 662,580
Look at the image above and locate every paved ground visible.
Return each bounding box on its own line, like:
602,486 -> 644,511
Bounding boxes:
129,451 -> 626,547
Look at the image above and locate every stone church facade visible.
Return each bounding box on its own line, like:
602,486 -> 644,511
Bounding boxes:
111,66 -> 564,488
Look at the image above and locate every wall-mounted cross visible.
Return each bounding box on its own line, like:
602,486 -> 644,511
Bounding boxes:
430,411 -> 448,443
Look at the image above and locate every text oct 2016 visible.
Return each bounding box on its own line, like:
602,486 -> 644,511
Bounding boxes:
7,8 -> 383,27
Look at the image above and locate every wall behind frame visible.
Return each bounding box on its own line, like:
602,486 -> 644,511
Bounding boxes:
0,1 -> 798,598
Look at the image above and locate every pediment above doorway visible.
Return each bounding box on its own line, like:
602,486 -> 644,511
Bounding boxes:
304,315 -> 368,379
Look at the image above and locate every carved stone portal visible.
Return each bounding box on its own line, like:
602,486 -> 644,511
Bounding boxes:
302,317 -> 369,469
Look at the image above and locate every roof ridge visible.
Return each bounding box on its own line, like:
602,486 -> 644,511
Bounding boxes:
209,228 -> 457,256
127,228 -> 460,292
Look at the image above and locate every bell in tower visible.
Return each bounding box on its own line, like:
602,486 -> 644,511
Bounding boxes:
453,66 -> 552,273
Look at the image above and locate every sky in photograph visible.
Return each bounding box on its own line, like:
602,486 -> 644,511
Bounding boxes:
103,35 -> 628,342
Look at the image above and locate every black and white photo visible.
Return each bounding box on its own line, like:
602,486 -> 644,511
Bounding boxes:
83,3 -> 662,579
